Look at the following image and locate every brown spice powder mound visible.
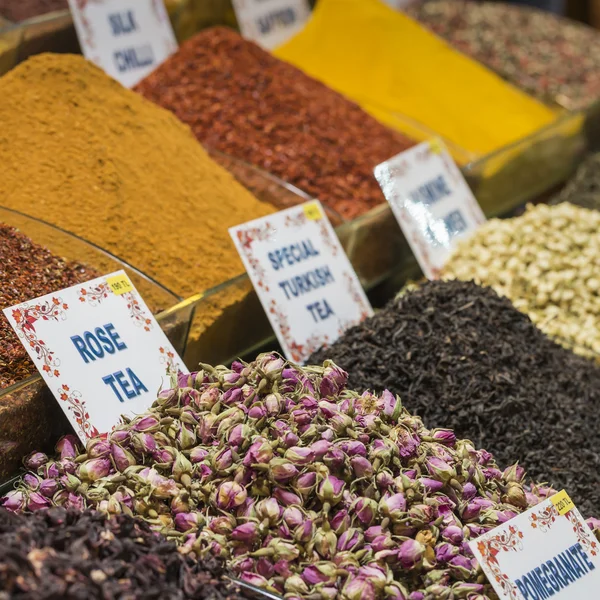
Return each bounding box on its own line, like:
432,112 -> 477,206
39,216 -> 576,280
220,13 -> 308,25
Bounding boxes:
0,223 -> 99,389
135,27 -> 414,221
0,54 -> 274,308
0,0 -> 67,22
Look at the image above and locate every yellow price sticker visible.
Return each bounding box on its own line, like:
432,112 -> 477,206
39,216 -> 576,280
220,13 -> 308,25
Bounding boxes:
107,273 -> 133,296
429,138 -> 444,155
551,490 -> 575,516
303,201 -> 323,221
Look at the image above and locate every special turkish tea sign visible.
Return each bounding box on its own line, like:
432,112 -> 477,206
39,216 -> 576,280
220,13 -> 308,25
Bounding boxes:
3,271 -> 184,443
230,201 -> 373,363
375,139 -> 486,279
470,490 -> 600,600
67,0 -> 177,88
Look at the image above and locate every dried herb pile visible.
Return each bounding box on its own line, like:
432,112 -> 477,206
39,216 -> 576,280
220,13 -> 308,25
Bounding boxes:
135,27 -> 414,220
0,223 -> 99,388
552,152 -> 600,212
0,507 -> 254,599
309,280 -> 600,518
0,0 -> 67,22
407,0 -> 600,110
2,354 -> 566,599
443,203 -> 600,359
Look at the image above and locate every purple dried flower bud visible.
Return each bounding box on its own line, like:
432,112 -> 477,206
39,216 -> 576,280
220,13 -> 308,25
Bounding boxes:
138,468 -> 179,498
153,448 -> 177,465
27,491 -> 51,512
39,479 -> 58,498
269,458 -> 299,484
243,438 -> 274,466
189,446 -> 209,463
198,387 -> 220,410
462,482 -> 477,500
432,429 -> 457,446
23,473 -> 40,490
213,448 -> 234,472
342,576 -> 375,600
273,487 -> 302,507
222,387 -> 243,405
232,521 -> 259,543
435,542 -> 459,563
24,451 -> 48,471
449,554 -> 474,577
268,537 -> 301,561
175,512 -> 201,532
503,463 -> 525,483
111,443 -> 136,471
240,573 -> 269,588
419,477 -> 444,493
426,457 -> 456,483
208,515 -> 236,535
294,520 -> 315,543
385,583 -> 409,600
132,433 -> 156,455
228,424 -> 246,448
302,563 -> 337,586
351,456 -> 374,479
259,354 -> 285,374
587,517 -> 600,533
171,494 -> 190,514
256,498 -> 282,525
1,490 -> 25,511
78,458 -> 111,482
441,525 -> 464,545
248,403 -> 267,420
56,435 -> 79,460
379,492 -> 407,520
66,493 -> 84,510
408,593 -> 425,600
285,446 -> 315,466
477,449 -> 494,465
317,475 -> 345,505
352,497 -> 378,526
133,415 -> 159,432
296,471 -> 318,497
375,470 -> 395,491
337,528 -> 364,552
264,393 -> 282,416
382,389 -> 402,421
285,575 -> 309,595
365,525 -> 384,542
319,362 -> 347,397
331,508 -> 351,534
462,497 -> 494,521
283,506 -> 304,529
451,582 -> 484,596
216,481 -> 247,510
398,539 -> 426,569
370,534 -> 395,553
311,439 -> 332,459
314,528 -> 337,559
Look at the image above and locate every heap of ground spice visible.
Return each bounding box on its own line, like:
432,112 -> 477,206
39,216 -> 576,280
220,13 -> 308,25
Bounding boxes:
135,27 -> 414,220
0,223 -> 98,388
0,508 -> 254,600
0,0 -> 67,22
0,54 -> 273,308
407,0 -> 600,111
309,280 -> 600,518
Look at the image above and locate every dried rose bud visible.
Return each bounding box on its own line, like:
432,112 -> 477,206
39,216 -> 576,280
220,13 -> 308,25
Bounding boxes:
78,458 -> 111,482
273,487 -> 302,507
282,506 -> 304,529
435,542 -> 459,563
293,519 -> 315,543
132,414 -> 160,432
269,458 -> 299,484
284,575 -> 309,595
243,438 -> 274,466
302,562 -> 338,586
264,393 -> 282,416
1,490 -> 25,511
27,491 -> 51,512
216,481 -> 247,510
338,528 -> 364,552
331,508 -> 351,534
285,446 -> 316,466
189,446 -> 209,463
131,433 -> 156,455
342,575 -> 375,600
172,452 -> 193,480
110,443 -> 136,471
313,527 -> 337,559
232,521 -> 260,544
382,389 -> 402,421
370,533 -> 395,553
505,482 -> 528,508
22,473 -> 40,490
310,440 -> 332,459
379,492 -> 407,520
319,363 -> 347,398
177,424 -> 197,449
449,554 -> 474,578
268,537 -> 301,561
419,477 -> 444,493
213,447 -> 234,472
39,479 -> 59,498
240,573 -> 269,588
462,497 -> 494,521
24,451 -> 48,471
56,435 -> 79,460
353,497 -> 378,526
441,525 -> 464,545
426,457 -> 456,483
351,456 -> 374,479
296,471 -> 318,497
317,475 -> 345,505
208,515 -> 236,535
398,539 -> 426,569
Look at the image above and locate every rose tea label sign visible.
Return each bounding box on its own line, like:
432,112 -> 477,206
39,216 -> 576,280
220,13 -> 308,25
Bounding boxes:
470,491 -> 600,600
231,0 -> 311,50
67,0 -> 177,88
374,139 -> 485,279
3,271 -> 184,442
230,201 -> 373,363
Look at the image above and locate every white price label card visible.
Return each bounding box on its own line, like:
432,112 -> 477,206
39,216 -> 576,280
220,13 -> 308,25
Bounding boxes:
230,201 -> 373,363
374,139 -> 486,279
3,270 -> 184,442
67,0 -> 177,88
470,490 -> 600,600
231,0 -> 311,50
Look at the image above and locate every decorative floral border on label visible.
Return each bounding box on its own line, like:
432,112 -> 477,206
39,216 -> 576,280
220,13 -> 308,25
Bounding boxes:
236,222 -> 276,292
529,503 -> 559,532
58,384 -> 100,439
567,510 -> 599,557
476,525 -> 524,600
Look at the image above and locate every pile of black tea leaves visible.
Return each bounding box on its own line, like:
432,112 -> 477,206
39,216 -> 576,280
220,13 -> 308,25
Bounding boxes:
309,280 -> 600,518
0,507 -> 254,600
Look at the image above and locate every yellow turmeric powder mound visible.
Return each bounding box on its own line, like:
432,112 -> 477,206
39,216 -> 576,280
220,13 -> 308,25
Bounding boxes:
275,0 -> 557,160
0,54 -> 274,309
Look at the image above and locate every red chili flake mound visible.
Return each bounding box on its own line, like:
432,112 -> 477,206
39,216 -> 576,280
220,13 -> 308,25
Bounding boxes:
135,27 -> 414,221
0,223 -> 99,389
0,0 -> 67,22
